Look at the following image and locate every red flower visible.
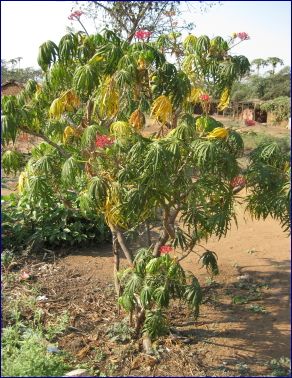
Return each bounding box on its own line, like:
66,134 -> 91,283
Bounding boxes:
95,135 -> 115,148
129,264 -> 134,268
231,175 -> 246,187
109,258 -> 114,263
21,134 -> 28,141
172,22 -> 178,25
134,30 -> 151,40
200,94 -> 209,101
68,10 -> 84,21
237,32 -> 250,40
159,245 -> 173,254
21,272 -> 30,280
245,119 -> 255,126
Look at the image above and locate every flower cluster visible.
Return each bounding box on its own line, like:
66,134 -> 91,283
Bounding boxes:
159,245 -> 173,254
95,135 -> 115,148
172,21 -> 178,25
230,175 -> 246,187
21,134 -> 27,141
200,94 -> 210,101
237,32 -> 250,40
68,10 -> 84,21
245,119 -> 255,126
134,30 -> 151,40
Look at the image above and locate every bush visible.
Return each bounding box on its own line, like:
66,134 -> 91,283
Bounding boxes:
1,192 -> 111,250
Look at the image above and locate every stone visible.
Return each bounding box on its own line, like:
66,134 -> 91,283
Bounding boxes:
63,369 -> 91,377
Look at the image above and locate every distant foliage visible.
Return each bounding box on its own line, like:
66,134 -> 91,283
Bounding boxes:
230,66 -> 291,102
260,96 -> 291,122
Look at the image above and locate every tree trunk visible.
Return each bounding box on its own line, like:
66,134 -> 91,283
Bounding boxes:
112,231 -> 121,298
110,225 -> 134,264
145,219 -> 151,247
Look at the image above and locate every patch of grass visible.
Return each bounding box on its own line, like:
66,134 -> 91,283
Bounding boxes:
205,276 -> 215,285
247,248 -> 256,254
233,295 -> 249,304
242,131 -> 291,153
245,303 -> 269,313
105,322 -> 135,343
231,262 -> 240,268
1,325 -> 71,377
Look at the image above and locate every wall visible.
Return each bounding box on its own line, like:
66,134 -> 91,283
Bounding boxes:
1,82 -> 25,97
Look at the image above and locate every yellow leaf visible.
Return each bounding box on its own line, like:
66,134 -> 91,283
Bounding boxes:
18,172 -> 27,194
150,95 -> 172,125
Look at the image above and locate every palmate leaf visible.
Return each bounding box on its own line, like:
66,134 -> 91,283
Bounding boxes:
81,124 -> 106,147
195,35 -> 211,55
79,190 -> 97,219
143,310 -> 169,339
192,139 -> 218,166
58,33 -> 77,61
61,156 -> 82,185
154,285 -> 170,308
140,284 -> 154,309
1,95 -> 17,115
145,258 -> 161,274
1,115 -> 17,146
73,64 -> 100,97
37,40 -> 59,70
88,176 -> 110,201
125,272 -> 143,294
249,141 -> 282,166
26,175 -> 53,203
1,151 -> 22,175
118,293 -> 136,312
184,275 -> 203,319
32,155 -> 56,179
143,142 -> 171,174
199,251 -> 219,276
114,69 -> 132,87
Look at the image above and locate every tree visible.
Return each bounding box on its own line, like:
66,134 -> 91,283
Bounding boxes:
251,58 -> 268,75
1,59 -> 43,84
70,1 -> 218,43
267,57 -> 284,74
1,29 -> 290,340
230,66 -> 291,101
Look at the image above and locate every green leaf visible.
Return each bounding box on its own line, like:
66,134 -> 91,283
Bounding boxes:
1,115 -> 17,146
1,150 -> 22,175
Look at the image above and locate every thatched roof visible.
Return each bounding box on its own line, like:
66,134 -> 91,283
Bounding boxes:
1,80 -> 25,88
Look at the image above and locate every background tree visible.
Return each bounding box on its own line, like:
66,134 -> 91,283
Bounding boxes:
251,58 -> 268,75
1,59 -> 43,84
230,66 -> 291,101
70,1 -> 219,42
267,57 -> 284,74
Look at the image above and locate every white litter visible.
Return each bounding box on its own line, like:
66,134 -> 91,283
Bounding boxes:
36,295 -> 48,301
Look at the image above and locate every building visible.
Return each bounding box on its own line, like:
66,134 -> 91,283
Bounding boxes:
1,80 -> 26,97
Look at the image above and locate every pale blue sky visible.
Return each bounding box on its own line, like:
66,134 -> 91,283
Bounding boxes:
1,1 -> 291,75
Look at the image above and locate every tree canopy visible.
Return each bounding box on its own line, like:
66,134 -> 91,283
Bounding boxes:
1,29 -> 290,338
1,59 -> 43,84
70,1 -> 219,42
230,66 -> 291,102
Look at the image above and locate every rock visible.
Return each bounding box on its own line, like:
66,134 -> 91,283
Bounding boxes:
63,369 -> 91,377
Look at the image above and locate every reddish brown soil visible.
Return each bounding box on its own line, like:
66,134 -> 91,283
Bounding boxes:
1,119 -> 291,377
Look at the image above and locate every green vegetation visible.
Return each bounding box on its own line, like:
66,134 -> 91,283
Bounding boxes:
231,66 -> 291,101
1,192 -> 111,250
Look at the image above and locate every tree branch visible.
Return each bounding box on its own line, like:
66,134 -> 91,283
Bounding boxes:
19,127 -> 86,172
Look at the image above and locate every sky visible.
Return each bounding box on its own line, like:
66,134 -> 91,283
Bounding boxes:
1,1 -> 291,75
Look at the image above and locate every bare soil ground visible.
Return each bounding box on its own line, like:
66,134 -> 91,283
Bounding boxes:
1,119 -> 291,377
